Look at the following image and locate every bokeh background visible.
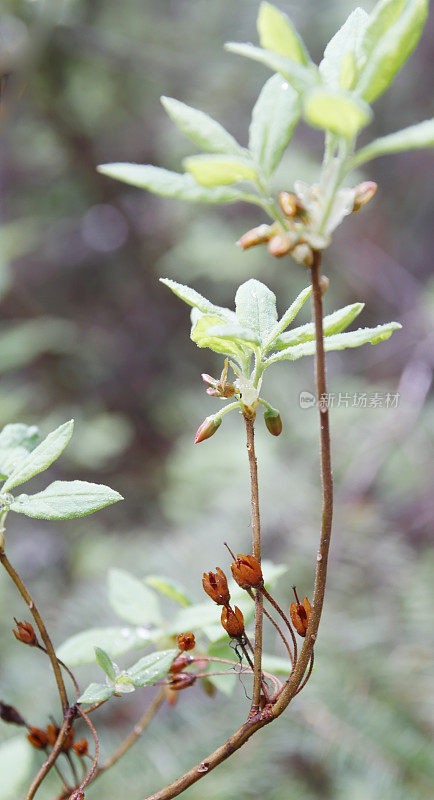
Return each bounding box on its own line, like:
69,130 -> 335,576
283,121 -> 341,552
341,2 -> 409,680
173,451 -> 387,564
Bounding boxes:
0,1 -> 433,799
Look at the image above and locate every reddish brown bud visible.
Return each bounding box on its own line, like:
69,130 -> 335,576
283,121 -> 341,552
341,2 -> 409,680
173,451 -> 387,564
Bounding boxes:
170,653 -> 193,674
46,724 -> 74,751
27,727 -> 48,749
263,408 -> 282,436
177,632 -> 195,652
221,605 -> 244,638
0,701 -> 26,726
352,181 -> 377,212
237,224 -> 272,250
73,738 -> 88,757
194,415 -> 221,444
169,673 -> 196,691
13,619 -> 37,646
202,568 -> 230,605
278,191 -> 303,218
290,587 -> 312,637
230,554 -> 263,590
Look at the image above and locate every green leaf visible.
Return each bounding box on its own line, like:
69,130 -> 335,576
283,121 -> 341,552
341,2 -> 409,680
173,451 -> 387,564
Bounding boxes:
265,322 -> 402,364
257,2 -> 310,64
78,683 -> 114,704
225,43 -> 317,94
357,0 -> 428,103
205,323 -> 261,348
160,96 -> 244,156
361,0 -> 409,60
319,7 -> 369,90
10,480 -> 123,519
108,568 -> 162,625
183,155 -> 257,187
273,303 -> 365,350
351,118 -> 434,167
160,278 -> 235,322
0,423 -> 40,481
95,647 -> 117,681
145,576 -> 192,607
0,736 -> 33,800
97,164 -> 250,204
2,420 -> 73,493
127,649 -> 177,687
57,626 -> 153,666
303,87 -> 372,137
190,313 -> 246,359
249,74 -> 300,178
263,285 -> 312,350
235,279 -> 278,344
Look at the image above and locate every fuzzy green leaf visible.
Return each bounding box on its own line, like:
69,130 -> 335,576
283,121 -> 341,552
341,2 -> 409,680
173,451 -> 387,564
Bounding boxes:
95,647 -> 117,681
351,118 -> 434,167
10,480 -> 123,519
57,627 -> 154,666
225,43 -> 317,94
235,279 -> 278,344
108,568 -> 162,625
2,420 -> 73,493
273,303 -> 365,350
0,423 -> 40,481
303,86 -> 372,137
263,285 -> 312,350
265,322 -> 402,364
160,278 -> 235,322
361,0 -> 409,60
249,74 -> 300,178
257,2 -> 310,64
78,683 -> 114,704
160,96 -> 244,155
319,7 -> 369,90
190,313 -> 246,359
183,154 -> 257,187
0,736 -> 34,800
205,323 -> 261,348
127,649 -> 177,688
145,576 -> 192,607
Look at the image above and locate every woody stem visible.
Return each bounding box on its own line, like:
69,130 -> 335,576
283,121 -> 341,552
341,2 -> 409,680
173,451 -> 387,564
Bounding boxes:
245,586 -> 294,666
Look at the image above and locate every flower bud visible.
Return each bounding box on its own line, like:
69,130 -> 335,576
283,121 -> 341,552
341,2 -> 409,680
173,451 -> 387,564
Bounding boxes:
278,191 -> 304,218
27,727 -> 48,749
73,738 -> 88,757
291,243 -> 314,267
352,181 -> 377,212
230,554 -> 263,590
169,673 -> 196,691
290,587 -> 312,637
319,276 -> 329,295
194,415 -> 221,444
177,632 -> 195,652
0,701 -> 26,726
237,224 -> 272,250
13,619 -> 37,646
263,408 -> 282,436
267,232 -> 297,258
221,605 -> 244,638
170,653 -> 193,673
202,568 -> 230,605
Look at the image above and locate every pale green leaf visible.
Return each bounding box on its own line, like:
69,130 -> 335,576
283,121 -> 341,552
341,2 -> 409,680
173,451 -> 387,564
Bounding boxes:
0,737 -> 33,800
225,42 -> 317,94
319,7 -> 369,90
273,303 -> 365,350
361,0 -> 409,61
357,0 -> 428,103
351,118 -> 434,167
0,423 -> 40,481
249,74 -> 300,178
127,649 -> 177,687
78,683 -> 114,704
97,164 -> 249,204
257,2 -> 310,64
145,576 -> 192,607
160,96 -> 244,155
108,568 -> 162,625
265,322 -> 402,364
303,87 -> 372,137
2,420 -> 73,492
95,647 -> 117,681
183,154 -> 257,187
205,323 -> 261,348
57,626 -> 154,666
191,313 -> 246,359
263,285 -> 312,350
10,480 -> 123,519
235,279 -> 278,344
160,278 -> 235,322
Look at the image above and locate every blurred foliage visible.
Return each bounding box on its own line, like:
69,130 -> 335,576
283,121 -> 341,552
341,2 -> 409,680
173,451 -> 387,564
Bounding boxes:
0,1 -> 433,799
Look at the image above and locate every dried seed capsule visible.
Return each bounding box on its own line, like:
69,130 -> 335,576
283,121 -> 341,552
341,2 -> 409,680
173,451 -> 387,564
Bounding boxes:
177,632 -> 195,652
230,554 -> 263,590
13,619 -> 37,646
263,407 -> 282,436
170,653 -> 193,673
27,727 -> 49,749
0,701 -> 26,726
194,415 -> 221,444
290,587 -> 312,637
221,605 -> 244,638
202,568 -> 230,606
169,673 -> 196,691
46,724 -> 74,751
73,738 -> 88,757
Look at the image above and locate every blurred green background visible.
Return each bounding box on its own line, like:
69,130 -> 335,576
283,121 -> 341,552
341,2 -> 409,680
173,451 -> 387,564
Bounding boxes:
0,1 -> 433,798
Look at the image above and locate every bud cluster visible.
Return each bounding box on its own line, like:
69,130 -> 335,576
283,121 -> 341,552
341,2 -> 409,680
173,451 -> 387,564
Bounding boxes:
290,586 -> 312,637
26,722 -> 88,757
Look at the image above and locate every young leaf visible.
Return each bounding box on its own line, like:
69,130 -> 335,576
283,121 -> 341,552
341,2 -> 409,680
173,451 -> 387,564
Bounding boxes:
97,164 -> 248,204
249,74 -> 300,178
108,568 -> 162,625
0,423 -> 40,480
319,7 -> 370,90
78,683 -> 115,704
160,96 -> 244,156
160,278 -> 235,322
225,43 -> 317,94
235,279 -> 278,344
2,420 -> 74,493
351,118 -> 434,167
0,736 -> 33,800
205,323 -> 261,348
303,87 -> 372,137
127,649 -> 177,687
191,313 -> 246,359
10,480 -> 123,519
182,155 -> 257,187
145,575 -> 192,607
265,322 -> 402,364
95,647 -> 117,682
272,303 -> 365,350
257,2 -> 310,64
57,626 -> 153,666
357,0 -> 428,103
361,0 -> 409,61
263,285 -> 312,350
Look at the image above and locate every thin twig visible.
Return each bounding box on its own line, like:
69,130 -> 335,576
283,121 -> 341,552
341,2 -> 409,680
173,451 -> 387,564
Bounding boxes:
25,707 -> 77,800
261,587 -> 297,666
295,651 -> 314,696
99,688 -> 164,775
37,644 -> 80,697
76,706 -> 100,789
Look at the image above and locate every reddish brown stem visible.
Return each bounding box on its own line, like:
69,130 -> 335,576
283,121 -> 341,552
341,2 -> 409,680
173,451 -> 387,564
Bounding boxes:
261,587 -> 297,667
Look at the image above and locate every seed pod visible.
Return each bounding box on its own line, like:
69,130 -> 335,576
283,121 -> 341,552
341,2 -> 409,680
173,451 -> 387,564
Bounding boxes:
73,738 -> 88,757
0,701 -> 26,726
170,653 -> 193,674
263,407 -> 282,436
194,415 -> 221,444
46,724 -> 74,751
27,727 -> 48,749
221,605 -> 244,638
230,554 -> 263,590
237,224 -> 272,250
177,632 -> 196,652
290,587 -> 312,637
13,619 -> 37,646
352,181 -> 377,212
169,673 -> 196,691
202,568 -> 230,605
